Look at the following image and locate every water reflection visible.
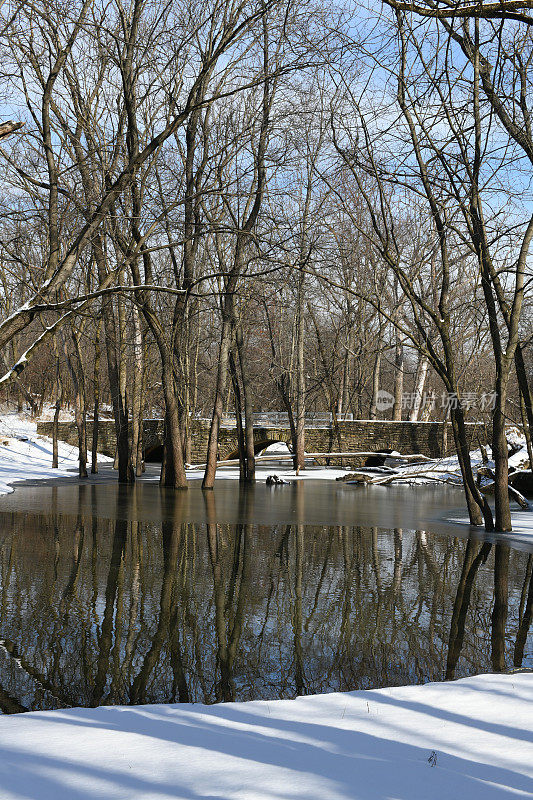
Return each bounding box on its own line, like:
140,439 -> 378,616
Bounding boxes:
0,484 -> 531,713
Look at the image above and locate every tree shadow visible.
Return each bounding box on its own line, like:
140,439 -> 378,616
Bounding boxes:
1,687 -> 531,800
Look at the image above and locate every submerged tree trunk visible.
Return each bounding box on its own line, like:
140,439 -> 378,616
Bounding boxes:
203,315 -> 233,489
446,541 -> 491,679
131,306 -> 144,477
293,524 -> 306,695
63,333 -> 88,478
52,342 -> 62,470
450,403 -> 493,529
91,320 -> 101,474
229,348 -> 246,481
514,556 -> 533,668
130,520 -> 183,704
236,322 -> 255,482
294,270 -> 306,472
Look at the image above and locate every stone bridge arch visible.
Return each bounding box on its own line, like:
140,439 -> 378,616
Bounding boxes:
223,437 -> 292,462
144,443 -> 164,462
219,427 -> 292,461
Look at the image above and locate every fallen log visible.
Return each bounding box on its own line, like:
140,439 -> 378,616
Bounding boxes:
342,467 -> 463,487
479,480 -> 531,510
186,451 -> 432,470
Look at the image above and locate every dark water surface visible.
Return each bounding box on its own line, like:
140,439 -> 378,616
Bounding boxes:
0,474 -> 531,713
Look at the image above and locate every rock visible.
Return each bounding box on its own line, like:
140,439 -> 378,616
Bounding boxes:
336,472 -> 373,484
509,470 -> 533,495
266,474 -> 288,485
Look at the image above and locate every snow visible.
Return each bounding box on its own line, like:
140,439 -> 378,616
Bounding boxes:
189,438 -> 530,492
448,511 -> 533,547
0,673 -> 531,799
262,441 -> 292,454
0,412 -> 113,495
188,464 -> 352,481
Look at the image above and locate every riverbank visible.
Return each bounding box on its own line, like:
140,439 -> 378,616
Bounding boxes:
0,413 -> 531,544
0,412 -> 114,494
0,672 -> 531,799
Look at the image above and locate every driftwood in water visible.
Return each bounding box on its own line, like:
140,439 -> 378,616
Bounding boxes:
478,466 -> 531,510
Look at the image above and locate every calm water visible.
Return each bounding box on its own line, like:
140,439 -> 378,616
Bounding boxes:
0,475 -> 531,713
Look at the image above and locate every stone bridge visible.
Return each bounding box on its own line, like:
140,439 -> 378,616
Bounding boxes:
37,417 -> 485,464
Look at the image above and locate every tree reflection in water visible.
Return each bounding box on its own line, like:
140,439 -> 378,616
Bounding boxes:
0,485 -> 531,713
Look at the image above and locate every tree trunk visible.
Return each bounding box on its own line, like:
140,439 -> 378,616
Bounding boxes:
450,403 -> 493,529
369,349 -> 381,420
492,378 -> 512,531
409,354 -> 428,422
160,351 -> 187,489
52,345 -> 61,469
203,315 -> 233,489
63,334 -> 87,478
91,321 -> 100,474
294,271 -> 305,472
519,390 -> 533,474
73,333 -> 88,479
236,322 -> 255,482
515,344 -> 533,456
93,242 -> 134,484
229,348 -> 247,481
392,335 -> 404,421
131,305 -> 144,477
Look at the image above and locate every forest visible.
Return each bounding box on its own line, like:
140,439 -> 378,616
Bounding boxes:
0,0 -> 531,532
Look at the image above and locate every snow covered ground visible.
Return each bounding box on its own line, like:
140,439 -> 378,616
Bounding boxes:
0,412 -> 113,494
188,433 -> 532,489
0,673 -> 531,800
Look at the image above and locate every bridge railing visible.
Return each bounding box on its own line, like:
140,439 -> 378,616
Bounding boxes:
218,412 -> 354,427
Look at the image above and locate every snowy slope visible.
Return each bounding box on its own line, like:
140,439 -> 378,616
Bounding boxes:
0,412 -> 113,494
0,673 -> 531,799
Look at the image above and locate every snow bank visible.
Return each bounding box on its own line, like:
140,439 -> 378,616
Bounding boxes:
0,413 -> 113,495
0,672 -> 531,799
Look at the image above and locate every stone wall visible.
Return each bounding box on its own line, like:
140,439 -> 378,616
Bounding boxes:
37,418 -> 485,464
